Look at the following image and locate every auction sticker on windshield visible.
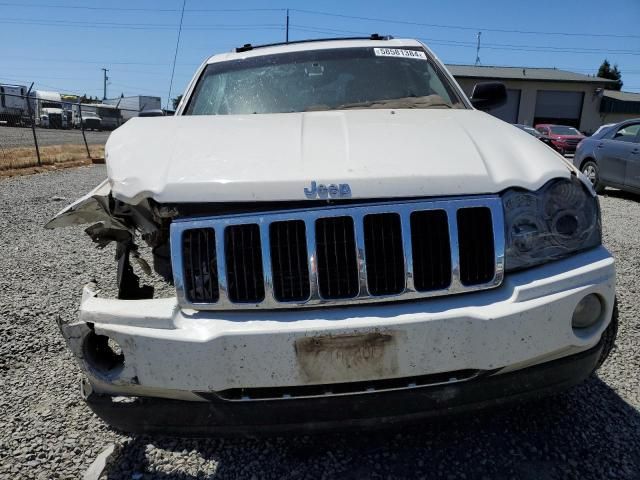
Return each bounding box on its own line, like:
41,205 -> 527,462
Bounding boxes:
373,48 -> 427,60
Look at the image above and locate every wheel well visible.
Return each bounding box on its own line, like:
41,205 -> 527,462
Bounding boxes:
579,157 -> 596,171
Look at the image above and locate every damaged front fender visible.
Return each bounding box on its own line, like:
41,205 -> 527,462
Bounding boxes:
45,180 -> 168,299
45,179 -> 128,231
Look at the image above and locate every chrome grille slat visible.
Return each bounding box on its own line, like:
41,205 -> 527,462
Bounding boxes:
353,211 -> 369,297
445,205 -> 463,291
170,196 -> 505,310
304,218 -> 320,301
400,213 -> 415,293
214,225 -> 232,309
259,222 -> 275,303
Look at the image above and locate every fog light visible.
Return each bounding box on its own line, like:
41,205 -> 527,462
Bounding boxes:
572,294 -> 602,329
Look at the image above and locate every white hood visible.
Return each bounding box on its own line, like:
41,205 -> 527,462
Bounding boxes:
105,109 -> 571,204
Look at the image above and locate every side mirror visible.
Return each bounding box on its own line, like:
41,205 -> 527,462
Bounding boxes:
470,82 -> 507,111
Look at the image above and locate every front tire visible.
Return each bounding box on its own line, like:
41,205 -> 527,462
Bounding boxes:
582,160 -> 604,194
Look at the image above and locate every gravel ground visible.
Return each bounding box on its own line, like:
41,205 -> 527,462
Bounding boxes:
0,125 -> 110,148
0,165 -> 638,479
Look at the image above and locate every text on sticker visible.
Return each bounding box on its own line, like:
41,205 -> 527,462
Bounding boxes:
373,48 -> 427,60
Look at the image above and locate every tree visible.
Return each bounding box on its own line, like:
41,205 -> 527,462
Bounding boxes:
172,94 -> 183,110
597,59 -> 623,90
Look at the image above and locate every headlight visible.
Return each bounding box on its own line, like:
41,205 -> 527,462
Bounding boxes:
502,175 -> 601,271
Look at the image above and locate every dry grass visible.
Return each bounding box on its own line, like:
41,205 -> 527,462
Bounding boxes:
0,144 -> 104,173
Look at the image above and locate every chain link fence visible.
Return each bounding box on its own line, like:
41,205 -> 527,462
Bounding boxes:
0,86 -> 147,173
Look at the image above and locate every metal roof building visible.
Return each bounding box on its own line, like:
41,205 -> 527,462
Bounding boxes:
446,64 -> 619,134
600,90 -> 640,117
447,65 -> 615,84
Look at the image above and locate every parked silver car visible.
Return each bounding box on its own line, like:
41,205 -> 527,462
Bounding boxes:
574,119 -> 640,194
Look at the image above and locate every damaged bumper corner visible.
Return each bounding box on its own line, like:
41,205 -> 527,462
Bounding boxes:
59,283 -> 201,402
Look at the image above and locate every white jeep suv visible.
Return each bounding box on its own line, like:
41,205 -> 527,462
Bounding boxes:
48,36 -> 617,435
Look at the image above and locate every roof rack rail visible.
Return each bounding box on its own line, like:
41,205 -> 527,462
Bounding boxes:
235,34 -> 393,53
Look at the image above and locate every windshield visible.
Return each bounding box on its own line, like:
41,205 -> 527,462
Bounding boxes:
550,126 -> 581,135
185,47 -> 465,115
41,101 -> 61,109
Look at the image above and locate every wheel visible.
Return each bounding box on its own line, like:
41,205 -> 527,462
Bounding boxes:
596,298 -> 619,370
582,160 -> 605,194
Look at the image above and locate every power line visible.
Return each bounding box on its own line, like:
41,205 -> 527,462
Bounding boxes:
0,75 -> 101,95
289,25 -> 640,56
0,17 -> 284,31
1,54 -> 204,67
167,0 -> 187,110
0,2 -> 285,12
290,8 -> 640,39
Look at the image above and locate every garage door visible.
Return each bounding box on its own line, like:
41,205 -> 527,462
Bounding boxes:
487,89 -> 520,123
534,90 -> 584,128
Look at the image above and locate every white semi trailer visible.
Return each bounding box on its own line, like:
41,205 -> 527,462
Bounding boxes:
0,84 -> 28,126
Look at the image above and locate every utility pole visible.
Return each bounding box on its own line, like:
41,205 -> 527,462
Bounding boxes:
475,32 -> 481,66
101,68 -> 109,100
285,8 -> 289,43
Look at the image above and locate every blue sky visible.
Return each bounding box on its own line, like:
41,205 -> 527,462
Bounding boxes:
1,0 -> 639,106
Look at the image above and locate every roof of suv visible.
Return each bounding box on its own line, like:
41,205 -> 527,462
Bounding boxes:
205,37 -> 424,64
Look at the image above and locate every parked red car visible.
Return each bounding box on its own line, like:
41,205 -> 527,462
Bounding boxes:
535,124 -> 585,155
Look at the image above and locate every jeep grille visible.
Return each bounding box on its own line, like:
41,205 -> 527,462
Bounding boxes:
171,197 -> 504,310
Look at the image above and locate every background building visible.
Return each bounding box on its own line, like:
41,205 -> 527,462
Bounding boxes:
447,65 -> 639,134
103,95 -> 161,121
599,90 -> 640,125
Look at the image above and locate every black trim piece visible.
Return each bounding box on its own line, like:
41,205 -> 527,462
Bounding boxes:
364,213 -> 405,296
211,369 -> 480,401
410,210 -> 452,291
457,207 -> 495,286
315,216 -> 359,299
236,34 -> 394,52
224,224 -> 265,303
269,220 -> 310,302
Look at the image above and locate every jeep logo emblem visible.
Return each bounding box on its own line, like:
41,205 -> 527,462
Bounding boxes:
304,181 -> 352,199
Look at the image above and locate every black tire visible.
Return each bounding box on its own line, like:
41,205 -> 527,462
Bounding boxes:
581,160 -> 605,194
596,298 -> 619,370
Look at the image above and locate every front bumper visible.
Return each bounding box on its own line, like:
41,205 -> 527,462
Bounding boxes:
82,338 -> 605,435
61,247 -> 615,431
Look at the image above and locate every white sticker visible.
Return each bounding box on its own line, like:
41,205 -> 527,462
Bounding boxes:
373,48 -> 427,60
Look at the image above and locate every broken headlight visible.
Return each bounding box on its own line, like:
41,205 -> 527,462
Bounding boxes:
502,175 -> 601,272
